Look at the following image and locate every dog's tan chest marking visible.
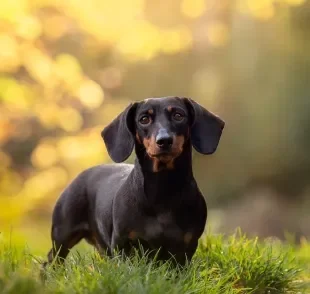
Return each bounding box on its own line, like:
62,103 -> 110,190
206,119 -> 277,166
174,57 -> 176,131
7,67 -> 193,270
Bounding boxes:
183,232 -> 193,245
128,230 -> 138,240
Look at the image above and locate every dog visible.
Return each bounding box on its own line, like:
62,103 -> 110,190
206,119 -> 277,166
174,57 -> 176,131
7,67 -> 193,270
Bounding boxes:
44,96 -> 225,267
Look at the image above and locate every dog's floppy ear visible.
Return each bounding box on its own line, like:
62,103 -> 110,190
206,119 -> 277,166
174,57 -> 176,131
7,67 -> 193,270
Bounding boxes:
102,103 -> 137,163
184,98 -> 225,155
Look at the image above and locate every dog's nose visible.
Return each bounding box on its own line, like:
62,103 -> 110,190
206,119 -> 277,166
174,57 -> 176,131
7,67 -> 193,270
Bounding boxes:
156,129 -> 173,148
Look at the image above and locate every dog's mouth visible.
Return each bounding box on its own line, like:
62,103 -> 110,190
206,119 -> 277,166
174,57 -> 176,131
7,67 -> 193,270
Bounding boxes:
149,151 -> 170,157
147,151 -> 179,163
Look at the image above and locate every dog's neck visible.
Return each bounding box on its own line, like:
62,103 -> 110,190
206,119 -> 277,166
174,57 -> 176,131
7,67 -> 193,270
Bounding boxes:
134,141 -> 194,208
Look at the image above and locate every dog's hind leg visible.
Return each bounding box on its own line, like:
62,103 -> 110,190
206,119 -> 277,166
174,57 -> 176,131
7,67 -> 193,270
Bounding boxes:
45,223 -> 87,267
44,200 -> 89,267
40,225 -> 86,283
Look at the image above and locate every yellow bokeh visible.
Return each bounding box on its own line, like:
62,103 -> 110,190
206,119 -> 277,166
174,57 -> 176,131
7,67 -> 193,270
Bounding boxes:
35,102 -> 62,129
20,167 -> 69,202
77,79 -> 105,110
54,54 -> 83,90
181,0 -> 207,18
98,100 -> 133,125
56,132 -> 105,167
247,0 -> 275,20
64,0 -> 145,44
42,15 -> 69,41
57,107 -> 84,132
191,69 -> 220,104
161,27 -> 193,54
34,102 -> 84,132
207,22 -> 229,47
285,0 -> 306,6
0,35 -> 21,73
0,0 -> 29,22
22,45 -> 53,84
31,142 -> 59,169
0,78 -> 32,110
116,21 -> 161,61
15,15 -> 42,40
236,0 -> 306,18
0,170 -> 23,197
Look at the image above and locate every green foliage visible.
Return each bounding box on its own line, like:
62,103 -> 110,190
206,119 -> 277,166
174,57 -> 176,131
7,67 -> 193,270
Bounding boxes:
0,232 -> 308,294
199,232 -> 304,293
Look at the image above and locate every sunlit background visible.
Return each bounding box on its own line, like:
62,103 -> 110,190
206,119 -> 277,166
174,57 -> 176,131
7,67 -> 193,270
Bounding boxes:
0,0 -> 310,253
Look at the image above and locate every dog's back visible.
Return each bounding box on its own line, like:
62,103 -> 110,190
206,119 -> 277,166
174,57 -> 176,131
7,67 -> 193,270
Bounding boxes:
54,163 -> 134,215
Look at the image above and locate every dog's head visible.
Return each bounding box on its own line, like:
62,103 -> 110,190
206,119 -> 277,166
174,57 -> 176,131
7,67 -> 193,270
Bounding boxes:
102,97 -> 225,171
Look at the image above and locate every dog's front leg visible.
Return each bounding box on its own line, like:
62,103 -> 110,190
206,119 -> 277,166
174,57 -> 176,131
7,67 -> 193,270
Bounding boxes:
111,231 -> 131,258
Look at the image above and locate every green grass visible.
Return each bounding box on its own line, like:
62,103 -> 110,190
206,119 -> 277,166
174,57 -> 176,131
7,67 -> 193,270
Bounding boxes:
0,231 -> 309,294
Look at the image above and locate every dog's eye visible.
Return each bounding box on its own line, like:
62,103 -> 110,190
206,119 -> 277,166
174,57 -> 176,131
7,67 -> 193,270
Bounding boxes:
173,112 -> 184,121
139,115 -> 151,125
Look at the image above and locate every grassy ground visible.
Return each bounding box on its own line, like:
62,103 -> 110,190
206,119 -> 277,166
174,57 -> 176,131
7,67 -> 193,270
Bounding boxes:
0,231 -> 309,294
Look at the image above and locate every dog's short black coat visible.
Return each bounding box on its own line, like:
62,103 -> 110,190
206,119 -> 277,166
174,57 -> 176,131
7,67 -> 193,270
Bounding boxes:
44,96 -> 225,266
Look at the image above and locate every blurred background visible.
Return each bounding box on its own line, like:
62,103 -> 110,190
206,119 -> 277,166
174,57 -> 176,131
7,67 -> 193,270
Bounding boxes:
0,0 -> 310,252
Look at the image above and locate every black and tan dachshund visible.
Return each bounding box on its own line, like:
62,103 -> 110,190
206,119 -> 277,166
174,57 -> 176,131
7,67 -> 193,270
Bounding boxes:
44,96 -> 225,267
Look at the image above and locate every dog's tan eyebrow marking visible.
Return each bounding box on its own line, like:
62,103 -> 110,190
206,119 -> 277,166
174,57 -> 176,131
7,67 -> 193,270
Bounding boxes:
167,106 -> 173,112
148,109 -> 154,115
